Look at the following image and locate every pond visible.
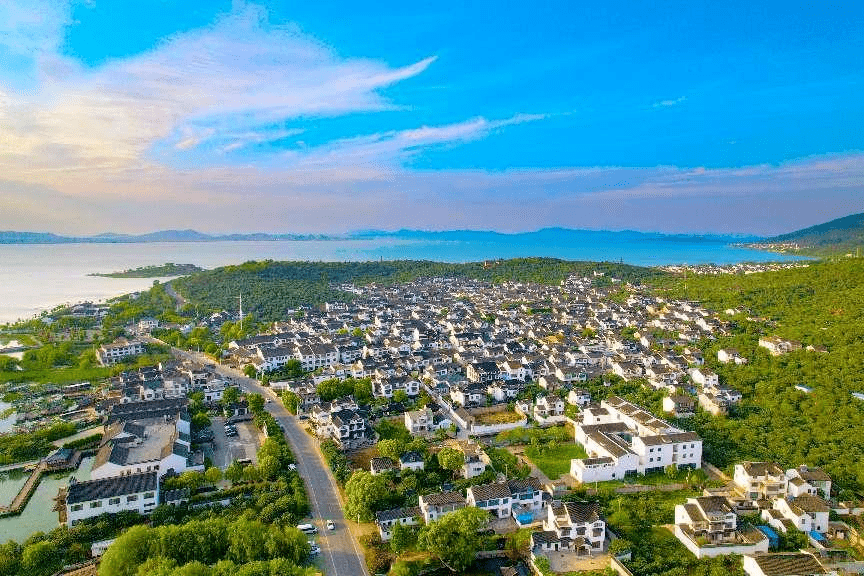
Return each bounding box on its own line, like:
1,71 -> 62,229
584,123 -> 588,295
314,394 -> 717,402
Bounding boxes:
0,456 -> 94,542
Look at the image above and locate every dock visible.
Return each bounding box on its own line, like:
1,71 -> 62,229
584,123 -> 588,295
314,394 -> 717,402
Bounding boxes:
0,450 -> 83,518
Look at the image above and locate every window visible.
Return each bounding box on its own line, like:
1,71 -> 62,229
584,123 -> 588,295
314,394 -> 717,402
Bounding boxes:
109,497 -> 120,505
144,492 -> 155,499
71,504 -> 83,511
127,495 -> 138,502
90,501 -> 102,508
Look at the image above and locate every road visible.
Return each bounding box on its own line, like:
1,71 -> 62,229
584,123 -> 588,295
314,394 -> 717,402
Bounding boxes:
163,343 -> 369,576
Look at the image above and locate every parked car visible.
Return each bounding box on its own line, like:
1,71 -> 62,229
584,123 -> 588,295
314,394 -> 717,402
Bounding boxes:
326,519 -> 335,530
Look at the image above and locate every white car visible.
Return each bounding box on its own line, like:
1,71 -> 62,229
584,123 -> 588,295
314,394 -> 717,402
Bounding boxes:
326,519 -> 335,530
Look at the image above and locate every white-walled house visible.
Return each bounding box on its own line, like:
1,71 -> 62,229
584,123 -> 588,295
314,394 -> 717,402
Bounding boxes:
376,507 -> 421,541
466,482 -> 512,518
734,462 -> 787,502
769,495 -> 830,534
66,472 -> 158,525
532,500 -> 605,555
690,368 -> 719,387
419,492 -> 466,523
742,552 -> 827,576
673,496 -> 768,558
567,389 -> 592,408
786,465 -> 831,499
571,396 -> 702,483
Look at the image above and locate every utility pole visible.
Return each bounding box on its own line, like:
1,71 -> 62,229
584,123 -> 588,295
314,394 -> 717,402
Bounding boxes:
236,293 -> 243,332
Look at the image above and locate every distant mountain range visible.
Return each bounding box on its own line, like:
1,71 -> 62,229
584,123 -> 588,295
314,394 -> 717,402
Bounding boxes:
0,227 -> 761,245
0,229 -> 332,244
2,214 -> 862,250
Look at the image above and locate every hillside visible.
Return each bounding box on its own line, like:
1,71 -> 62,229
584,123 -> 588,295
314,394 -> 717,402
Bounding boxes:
171,258 -> 664,321
651,259 -> 864,494
758,211 -> 864,255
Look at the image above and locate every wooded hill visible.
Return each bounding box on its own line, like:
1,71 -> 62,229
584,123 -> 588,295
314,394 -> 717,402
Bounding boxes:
171,258 -> 664,321
652,259 -> 864,495
761,211 -> 864,255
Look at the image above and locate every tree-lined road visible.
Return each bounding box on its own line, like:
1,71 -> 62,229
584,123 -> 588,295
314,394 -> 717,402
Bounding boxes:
161,342 -> 369,576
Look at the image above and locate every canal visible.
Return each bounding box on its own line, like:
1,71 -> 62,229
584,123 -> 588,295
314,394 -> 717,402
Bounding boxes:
0,456 -> 94,542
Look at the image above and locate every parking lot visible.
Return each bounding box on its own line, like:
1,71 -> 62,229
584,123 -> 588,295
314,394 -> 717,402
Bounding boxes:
209,416 -> 262,469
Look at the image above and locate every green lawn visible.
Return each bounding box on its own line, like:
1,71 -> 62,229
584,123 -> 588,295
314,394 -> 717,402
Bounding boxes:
524,443 -> 588,479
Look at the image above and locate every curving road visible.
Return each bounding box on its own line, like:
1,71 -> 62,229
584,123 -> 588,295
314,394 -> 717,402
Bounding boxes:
158,341 -> 369,576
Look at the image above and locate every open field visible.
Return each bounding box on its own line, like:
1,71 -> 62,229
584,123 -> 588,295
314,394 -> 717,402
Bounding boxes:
523,443 -> 587,479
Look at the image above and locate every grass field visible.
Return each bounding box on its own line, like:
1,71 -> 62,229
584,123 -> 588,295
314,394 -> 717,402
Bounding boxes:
473,410 -> 523,426
524,443 -> 588,479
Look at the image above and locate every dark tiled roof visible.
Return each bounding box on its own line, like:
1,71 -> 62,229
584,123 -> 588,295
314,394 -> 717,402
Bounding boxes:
751,553 -> 826,576
400,451 -> 424,464
376,506 -> 421,522
421,491 -> 466,507
564,501 -> 601,524
67,471 -> 157,504
370,457 -> 396,472
470,482 -> 512,502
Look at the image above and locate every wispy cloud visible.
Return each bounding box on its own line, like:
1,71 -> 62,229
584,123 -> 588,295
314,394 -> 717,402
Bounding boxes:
652,95 -> 687,108
281,113 -> 548,168
0,2 -> 438,188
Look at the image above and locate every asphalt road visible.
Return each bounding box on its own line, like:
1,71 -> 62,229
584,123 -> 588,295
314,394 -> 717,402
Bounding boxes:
163,343 -> 369,576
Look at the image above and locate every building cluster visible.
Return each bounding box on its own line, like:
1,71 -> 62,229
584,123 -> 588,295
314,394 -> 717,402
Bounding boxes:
671,460 -> 846,566
570,396 -> 702,483
226,274 -> 728,449
60,359 -> 236,526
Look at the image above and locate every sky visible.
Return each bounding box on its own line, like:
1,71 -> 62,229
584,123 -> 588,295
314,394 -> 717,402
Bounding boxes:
0,0 -> 862,235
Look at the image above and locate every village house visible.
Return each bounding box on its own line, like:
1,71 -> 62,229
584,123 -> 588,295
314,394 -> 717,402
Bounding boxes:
98,338 -> 145,366
571,396 -> 702,483
375,507 -> 422,541
734,462 -> 788,503
419,491 -> 467,523
673,496 -> 769,558
66,471 -> 159,525
532,500 -> 606,556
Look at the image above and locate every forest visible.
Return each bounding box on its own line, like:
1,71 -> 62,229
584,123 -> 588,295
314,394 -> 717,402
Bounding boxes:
171,258 -> 664,322
651,259 -> 864,496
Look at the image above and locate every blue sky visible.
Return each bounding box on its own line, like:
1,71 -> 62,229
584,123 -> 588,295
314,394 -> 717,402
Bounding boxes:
0,0 -> 862,234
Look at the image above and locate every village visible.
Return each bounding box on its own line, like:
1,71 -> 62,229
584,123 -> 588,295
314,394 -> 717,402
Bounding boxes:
1,270 -> 862,576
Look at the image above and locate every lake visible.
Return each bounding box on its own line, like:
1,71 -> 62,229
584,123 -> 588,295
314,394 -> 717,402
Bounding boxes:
0,235 -> 794,324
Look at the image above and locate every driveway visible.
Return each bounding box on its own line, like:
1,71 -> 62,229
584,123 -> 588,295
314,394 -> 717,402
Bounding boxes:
210,417 -> 260,469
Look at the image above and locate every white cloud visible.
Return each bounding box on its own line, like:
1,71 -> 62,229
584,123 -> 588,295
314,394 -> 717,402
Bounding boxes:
0,2 -> 438,191
280,113 -> 547,168
652,95 -> 687,108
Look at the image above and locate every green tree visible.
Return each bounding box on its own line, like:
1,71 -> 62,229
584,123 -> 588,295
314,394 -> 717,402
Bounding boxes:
20,540 -> 61,576
99,525 -> 154,576
204,467 -> 223,485
353,379 -> 373,404
246,393 -> 265,415
0,540 -> 22,576
344,470 -> 389,522
178,471 -> 204,492
393,390 -> 409,404
390,522 -> 417,555
192,412 -> 211,430
281,391 -> 299,414
225,461 -> 245,484
222,387 -> 239,407
436,448 -> 465,473
418,507 -> 489,572
243,365 -> 257,379
376,439 -> 404,461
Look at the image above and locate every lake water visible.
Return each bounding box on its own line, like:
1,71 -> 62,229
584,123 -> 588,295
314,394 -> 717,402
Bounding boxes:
0,456 -> 94,542
0,401 -> 14,434
0,236 -> 795,324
